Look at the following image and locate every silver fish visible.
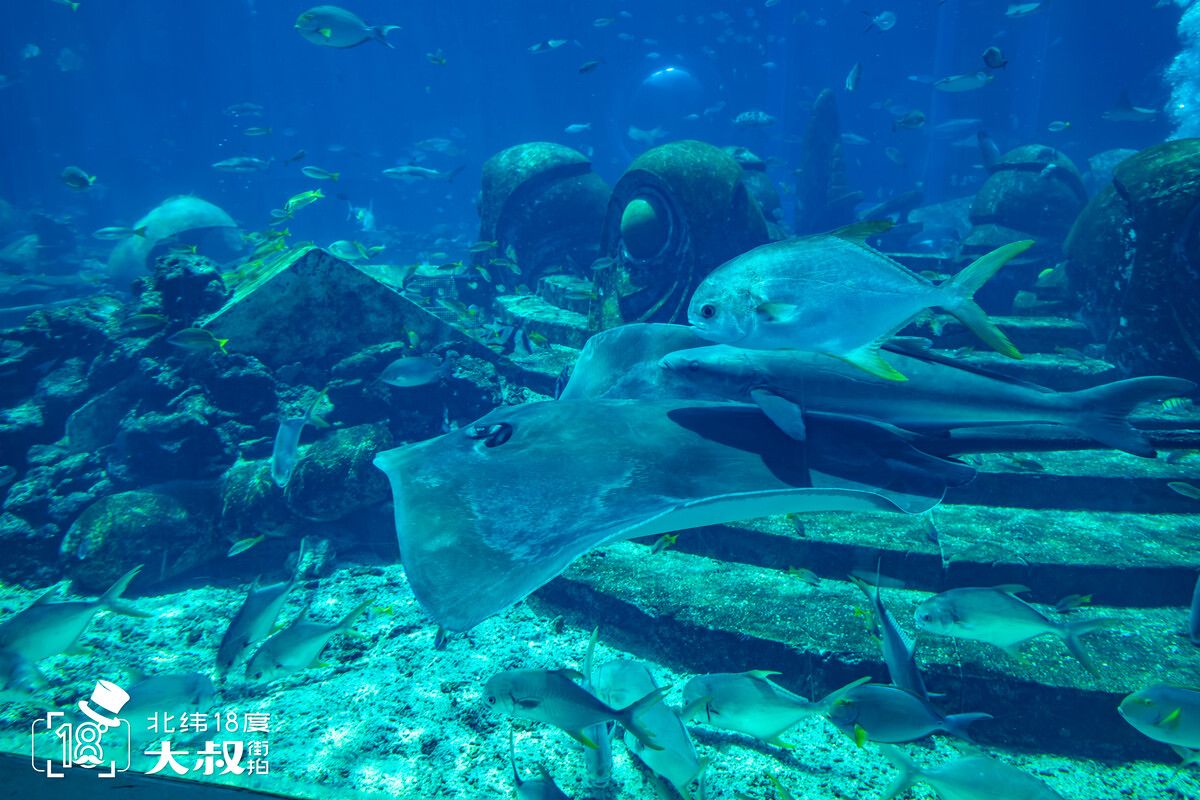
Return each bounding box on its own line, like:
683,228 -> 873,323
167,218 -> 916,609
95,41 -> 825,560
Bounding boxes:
382,165 -> 462,182
0,566 -> 148,672
878,745 -> 1064,799
246,598 -> 371,682
379,355 -> 446,388
216,548 -> 303,675
933,71 -> 994,92
580,631 -> 613,792
827,683 -> 991,743
658,344 -> 1194,457
915,586 -> 1118,674
511,732 -> 571,800
686,223 -> 1032,380
212,156 -> 270,173
484,668 -> 667,752
271,417 -> 307,488
681,671 -> 868,747
851,574 -> 928,700
593,659 -> 706,799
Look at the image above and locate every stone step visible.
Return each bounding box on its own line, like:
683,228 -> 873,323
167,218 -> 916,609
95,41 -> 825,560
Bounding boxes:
494,294 -> 589,348
534,542 -> 1195,760
652,502 -> 1200,609
920,315 -> 1093,355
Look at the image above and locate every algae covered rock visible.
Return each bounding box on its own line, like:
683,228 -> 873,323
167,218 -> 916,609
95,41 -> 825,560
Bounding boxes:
134,253 -> 231,323
220,457 -> 291,537
60,489 -> 216,592
1065,139 -> 1200,381
966,144 -> 1088,252
285,423 -> 393,522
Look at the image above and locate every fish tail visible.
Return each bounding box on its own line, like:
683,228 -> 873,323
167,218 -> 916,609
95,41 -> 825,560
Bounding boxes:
939,239 -> 1034,358
1065,377 -> 1196,457
335,599 -> 373,635
100,564 -> 151,617
1060,617 -> 1120,676
940,711 -> 992,742
373,25 -> 401,48
617,686 -> 670,752
876,744 -> 922,800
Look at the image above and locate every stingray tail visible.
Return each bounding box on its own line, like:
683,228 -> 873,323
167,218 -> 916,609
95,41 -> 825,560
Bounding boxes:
877,745 -> 923,800
938,240 -> 1034,359
616,686 -> 670,752
1065,377 -> 1197,457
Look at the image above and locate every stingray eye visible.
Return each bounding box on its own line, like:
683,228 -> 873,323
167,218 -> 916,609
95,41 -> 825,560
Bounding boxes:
687,359 -> 700,372
699,303 -> 717,319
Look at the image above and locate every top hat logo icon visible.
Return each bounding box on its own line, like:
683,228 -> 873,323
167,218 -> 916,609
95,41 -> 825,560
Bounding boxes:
78,681 -> 130,728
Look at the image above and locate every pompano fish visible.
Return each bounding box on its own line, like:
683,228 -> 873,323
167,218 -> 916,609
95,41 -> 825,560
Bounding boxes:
510,732 -> 571,800
914,586 -> 1118,674
827,684 -> 991,743
1119,684 -> 1200,764
687,223 -> 1033,380
294,5 -> 400,48
657,344 -> 1195,456
245,598 -> 371,682
484,668 -> 667,752
216,547 -> 303,675
124,672 -> 216,725
681,671 -> 868,747
878,744 -> 1065,799
850,575 -> 929,700
593,659 -> 707,799
0,566 -> 148,671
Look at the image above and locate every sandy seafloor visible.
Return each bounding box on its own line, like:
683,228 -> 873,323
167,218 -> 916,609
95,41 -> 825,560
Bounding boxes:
0,559 -> 1197,800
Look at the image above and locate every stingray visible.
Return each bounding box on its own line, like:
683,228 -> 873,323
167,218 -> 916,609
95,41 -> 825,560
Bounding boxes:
374,398 -> 973,631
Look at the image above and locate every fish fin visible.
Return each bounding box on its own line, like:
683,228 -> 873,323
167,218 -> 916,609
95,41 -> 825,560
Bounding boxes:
583,627 -> 600,684
1060,617 -> 1120,676
567,729 -> 598,750
829,220 -> 894,245
876,744 -> 920,800
32,583 -> 65,605
749,389 -> 807,440
217,338 -> 229,355
938,240 -> 1033,358
374,24 -> 402,49
853,723 -> 869,748
1066,377 -> 1196,458
831,343 -> 908,381
766,735 -> 796,749
941,711 -> 992,742
336,599 -> 374,632
1171,745 -> 1200,766
754,302 -> 802,323
319,27 -> 332,38
745,670 -> 783,681
133,226 -> 148,238
556,668 -> 585,682
618,686 -> 670,751
1163,708 -> 1183,728
680,694 -> 711,722
99,564 -> 150,617
812,676 -> 872,715
993,584 -> 1031,595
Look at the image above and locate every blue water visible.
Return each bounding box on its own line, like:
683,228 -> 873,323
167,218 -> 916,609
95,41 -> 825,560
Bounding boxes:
0,0 -> 1180,248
